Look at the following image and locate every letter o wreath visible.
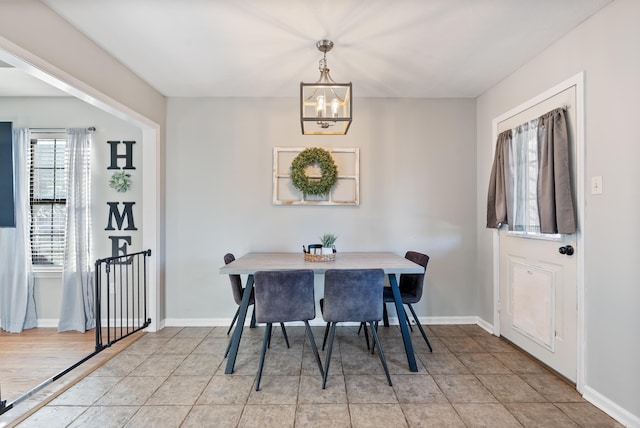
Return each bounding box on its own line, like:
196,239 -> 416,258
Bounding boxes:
290,147 -> 338,196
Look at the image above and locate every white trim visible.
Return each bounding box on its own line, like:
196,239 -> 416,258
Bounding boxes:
475,317 -> 495,334
492,231 -> 501,336
582,385 -> 640,428
163,316 -> 490,328
32,269 -> 63,280
36,319 -> 59,328
0,35 -> 162,332
490,71 -> 586,392
141,126 -> 161,332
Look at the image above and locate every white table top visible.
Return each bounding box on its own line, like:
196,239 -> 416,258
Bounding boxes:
219,252 -> 423,275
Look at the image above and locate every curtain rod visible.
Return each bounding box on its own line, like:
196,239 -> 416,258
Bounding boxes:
29,127 -> 96,133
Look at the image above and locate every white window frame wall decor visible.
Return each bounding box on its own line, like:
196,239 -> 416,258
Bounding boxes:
273,147 -> 359,206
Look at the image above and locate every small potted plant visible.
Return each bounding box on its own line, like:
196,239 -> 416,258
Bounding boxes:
320,233 -> 338,255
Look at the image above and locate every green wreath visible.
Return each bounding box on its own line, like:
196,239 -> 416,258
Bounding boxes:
109,171 -> 132,193
290,147 -> 338,196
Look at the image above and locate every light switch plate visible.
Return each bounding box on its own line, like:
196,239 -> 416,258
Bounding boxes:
591,176 -> 603,194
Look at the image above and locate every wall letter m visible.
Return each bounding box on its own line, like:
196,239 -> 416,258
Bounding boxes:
105,202 -> 138,231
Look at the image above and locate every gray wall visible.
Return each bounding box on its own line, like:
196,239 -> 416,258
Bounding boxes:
476,0 -> 640,420
165,97 -> 477,322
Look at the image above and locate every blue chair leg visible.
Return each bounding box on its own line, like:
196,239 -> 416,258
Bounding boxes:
383,304 -> 390,327
266,323 -> 289,349
322,322 -> 330,350
369,321 -> 392,386
404,307 -> 414,332
256,323 -> 272,391
304,320 -> 324,378
280,322 -> 290,348
363,322 -> 370,350
224,337 -> 231,358
250,307 -> 256,328
322,322 -> 338,389
227,306 -> 240,335
357,322 -> 371,350
370,321 -> 379,354
407,303 -> 432,352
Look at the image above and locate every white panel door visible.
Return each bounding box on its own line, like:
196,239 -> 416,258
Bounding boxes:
496,81 -> 581,383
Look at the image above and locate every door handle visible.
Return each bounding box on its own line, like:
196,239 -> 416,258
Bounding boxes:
558,245 -> 574,256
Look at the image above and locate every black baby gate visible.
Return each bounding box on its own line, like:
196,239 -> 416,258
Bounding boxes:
94,249 -> 152,350
0,249 -> 152,416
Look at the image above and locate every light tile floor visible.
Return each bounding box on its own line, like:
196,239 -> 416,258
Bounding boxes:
7,324 -> 623,427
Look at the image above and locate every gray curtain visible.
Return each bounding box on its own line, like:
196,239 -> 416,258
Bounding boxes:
486,129 -> 512,228
58,128 -> 94,332
0,128 -> 37,333
537,108 -> 576,234
487,107 -> 576,234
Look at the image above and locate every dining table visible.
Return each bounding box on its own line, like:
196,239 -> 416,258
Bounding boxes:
219,251 -> 424,374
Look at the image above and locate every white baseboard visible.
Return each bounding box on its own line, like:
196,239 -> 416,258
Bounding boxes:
417,316 -> 487,326
37,319 -> 59,328
37,318 -> 154,330
582,385 -> 640,427
164,318 -> 337,327
475,317 -> 495,334
40,315 -> 496,331
163,316 -> 490,329
164,318 -> 230,327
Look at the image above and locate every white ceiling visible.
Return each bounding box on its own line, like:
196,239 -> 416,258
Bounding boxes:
3,0 -> 612,98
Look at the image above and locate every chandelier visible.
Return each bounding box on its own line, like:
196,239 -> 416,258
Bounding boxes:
300,40 -> 352,135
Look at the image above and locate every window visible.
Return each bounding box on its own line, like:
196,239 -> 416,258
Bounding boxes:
29,137 -> 67,265
508,120 -> 541,235
507,119 -> 560,239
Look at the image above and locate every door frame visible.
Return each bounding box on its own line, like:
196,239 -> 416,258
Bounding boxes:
491,71 -> 585,392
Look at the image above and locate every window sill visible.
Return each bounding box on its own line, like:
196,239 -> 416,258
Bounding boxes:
32,267 -> 63,279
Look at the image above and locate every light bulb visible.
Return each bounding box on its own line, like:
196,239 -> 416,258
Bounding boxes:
331,98 -> 339,118
316,95 -> 325,118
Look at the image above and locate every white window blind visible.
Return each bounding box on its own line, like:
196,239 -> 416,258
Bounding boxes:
29,138 -> 67,265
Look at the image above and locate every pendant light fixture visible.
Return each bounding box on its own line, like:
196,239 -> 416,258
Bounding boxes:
300,40 -> 352,135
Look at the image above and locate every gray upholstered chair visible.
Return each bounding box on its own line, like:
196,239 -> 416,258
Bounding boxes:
382,251 -> 432,352
253,269 -> 323,391
321,269 -> 392,389
223,253 -> 289,358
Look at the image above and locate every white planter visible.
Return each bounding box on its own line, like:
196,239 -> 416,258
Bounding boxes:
322,247 -> 333,255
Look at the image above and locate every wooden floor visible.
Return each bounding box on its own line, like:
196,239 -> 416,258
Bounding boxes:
0,327 -> 141,425
0,328 -> 96,404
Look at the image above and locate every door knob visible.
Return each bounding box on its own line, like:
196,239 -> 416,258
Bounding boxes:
558,245 -> 574,256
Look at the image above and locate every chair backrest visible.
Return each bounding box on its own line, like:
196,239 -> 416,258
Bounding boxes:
323,269 -> 385,323
399,251 -> 430,301
224,253 -> 244,305
253,270 -> 315,323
